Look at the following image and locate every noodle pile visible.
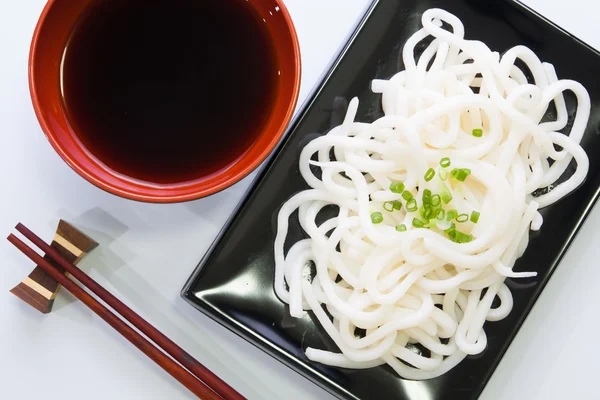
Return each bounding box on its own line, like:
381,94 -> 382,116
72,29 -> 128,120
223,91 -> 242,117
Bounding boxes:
273,8 -> 590,379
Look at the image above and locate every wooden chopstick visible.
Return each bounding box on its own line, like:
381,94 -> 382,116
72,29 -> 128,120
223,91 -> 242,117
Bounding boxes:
8,225 -> 244,400
8,234 -> 218,399
14,223 -> 244,400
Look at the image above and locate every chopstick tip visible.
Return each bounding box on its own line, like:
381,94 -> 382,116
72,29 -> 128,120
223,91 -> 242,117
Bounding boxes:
7,233 -> 18,245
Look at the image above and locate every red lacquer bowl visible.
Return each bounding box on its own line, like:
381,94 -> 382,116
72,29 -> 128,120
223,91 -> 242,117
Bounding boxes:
29,0 -> 301,203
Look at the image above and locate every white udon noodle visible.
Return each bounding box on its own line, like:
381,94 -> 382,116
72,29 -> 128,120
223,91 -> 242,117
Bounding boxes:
273,8 -> 591,379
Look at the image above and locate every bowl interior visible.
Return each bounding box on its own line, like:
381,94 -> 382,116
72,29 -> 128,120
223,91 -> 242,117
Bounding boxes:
29,0 -> 300,202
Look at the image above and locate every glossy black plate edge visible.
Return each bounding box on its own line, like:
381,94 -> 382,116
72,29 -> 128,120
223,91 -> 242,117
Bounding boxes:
474,194 -> 600,397
181,3 -> 380,398
181,1 -> 600,399
514,0 -> 600,54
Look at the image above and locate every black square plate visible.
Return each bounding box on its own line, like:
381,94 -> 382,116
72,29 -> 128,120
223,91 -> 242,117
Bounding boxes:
182,1 -> 600,398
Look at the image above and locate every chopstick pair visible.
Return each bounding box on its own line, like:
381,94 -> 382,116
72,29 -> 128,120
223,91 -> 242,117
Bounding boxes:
8,223 -> 245,400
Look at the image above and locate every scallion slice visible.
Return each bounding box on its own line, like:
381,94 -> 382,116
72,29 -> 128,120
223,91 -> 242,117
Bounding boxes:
420,206 -> 433,220
440,186 -> 453,204
439,168 -> 448,181
436,208 -> 445,220
390,182 -> 405,194
451,168 -> 471,182
424,168 -> 435,182
422,189 -> 432,204
371,212 -> 383,224
406,198 -> 418,212
412,218 -> 425,228
456,213 -> 469,223
447,209 -> 458,221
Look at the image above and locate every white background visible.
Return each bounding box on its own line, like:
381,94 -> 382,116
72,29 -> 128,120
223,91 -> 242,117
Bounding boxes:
0,0 -> 598,399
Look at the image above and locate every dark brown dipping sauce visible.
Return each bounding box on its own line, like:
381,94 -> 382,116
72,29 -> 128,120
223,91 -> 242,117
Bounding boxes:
61,0 -> 279,184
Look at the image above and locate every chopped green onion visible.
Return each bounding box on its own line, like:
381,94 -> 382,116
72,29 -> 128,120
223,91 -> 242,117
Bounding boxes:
402,191 -> 413,201
447,228 -> 457,241
383,202 -> 394,212
436,208 -> 446,220
430,194 -> 441,207
441,191 -> 452,204
447,209 -> 458,221
390,182 -> 405,194
471,211 -> 481,223
456,213 -> 469,223
472,128 -> 483,138
406,198 -> 418,212
420,206 -> 433,220
445,223 -> 456,233
371,212 -> 383,224
456,231 -> 473,243
424,168 -> 435,182
461,233 -> 473,243
392,200 -> 402,210
396,224 -> 407,232
447,227 -> 473,243
451,168 -> 471,182
439,168 -> 448,181
440,186 -> 453,204
440,157 -> 451,168
412,218 -> 425,228
422,189 -> 432,205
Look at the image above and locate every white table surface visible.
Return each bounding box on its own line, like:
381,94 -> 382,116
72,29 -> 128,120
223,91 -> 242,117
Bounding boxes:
0,0 -> 598,399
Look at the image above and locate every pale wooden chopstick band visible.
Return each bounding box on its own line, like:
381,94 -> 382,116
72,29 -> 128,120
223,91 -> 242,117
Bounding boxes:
10,220 -> 98,313
53,233 -> 84,258
22,277 -> 55,300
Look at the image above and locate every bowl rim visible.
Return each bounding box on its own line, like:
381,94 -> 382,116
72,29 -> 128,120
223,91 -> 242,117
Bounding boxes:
28,0 -> 302,203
